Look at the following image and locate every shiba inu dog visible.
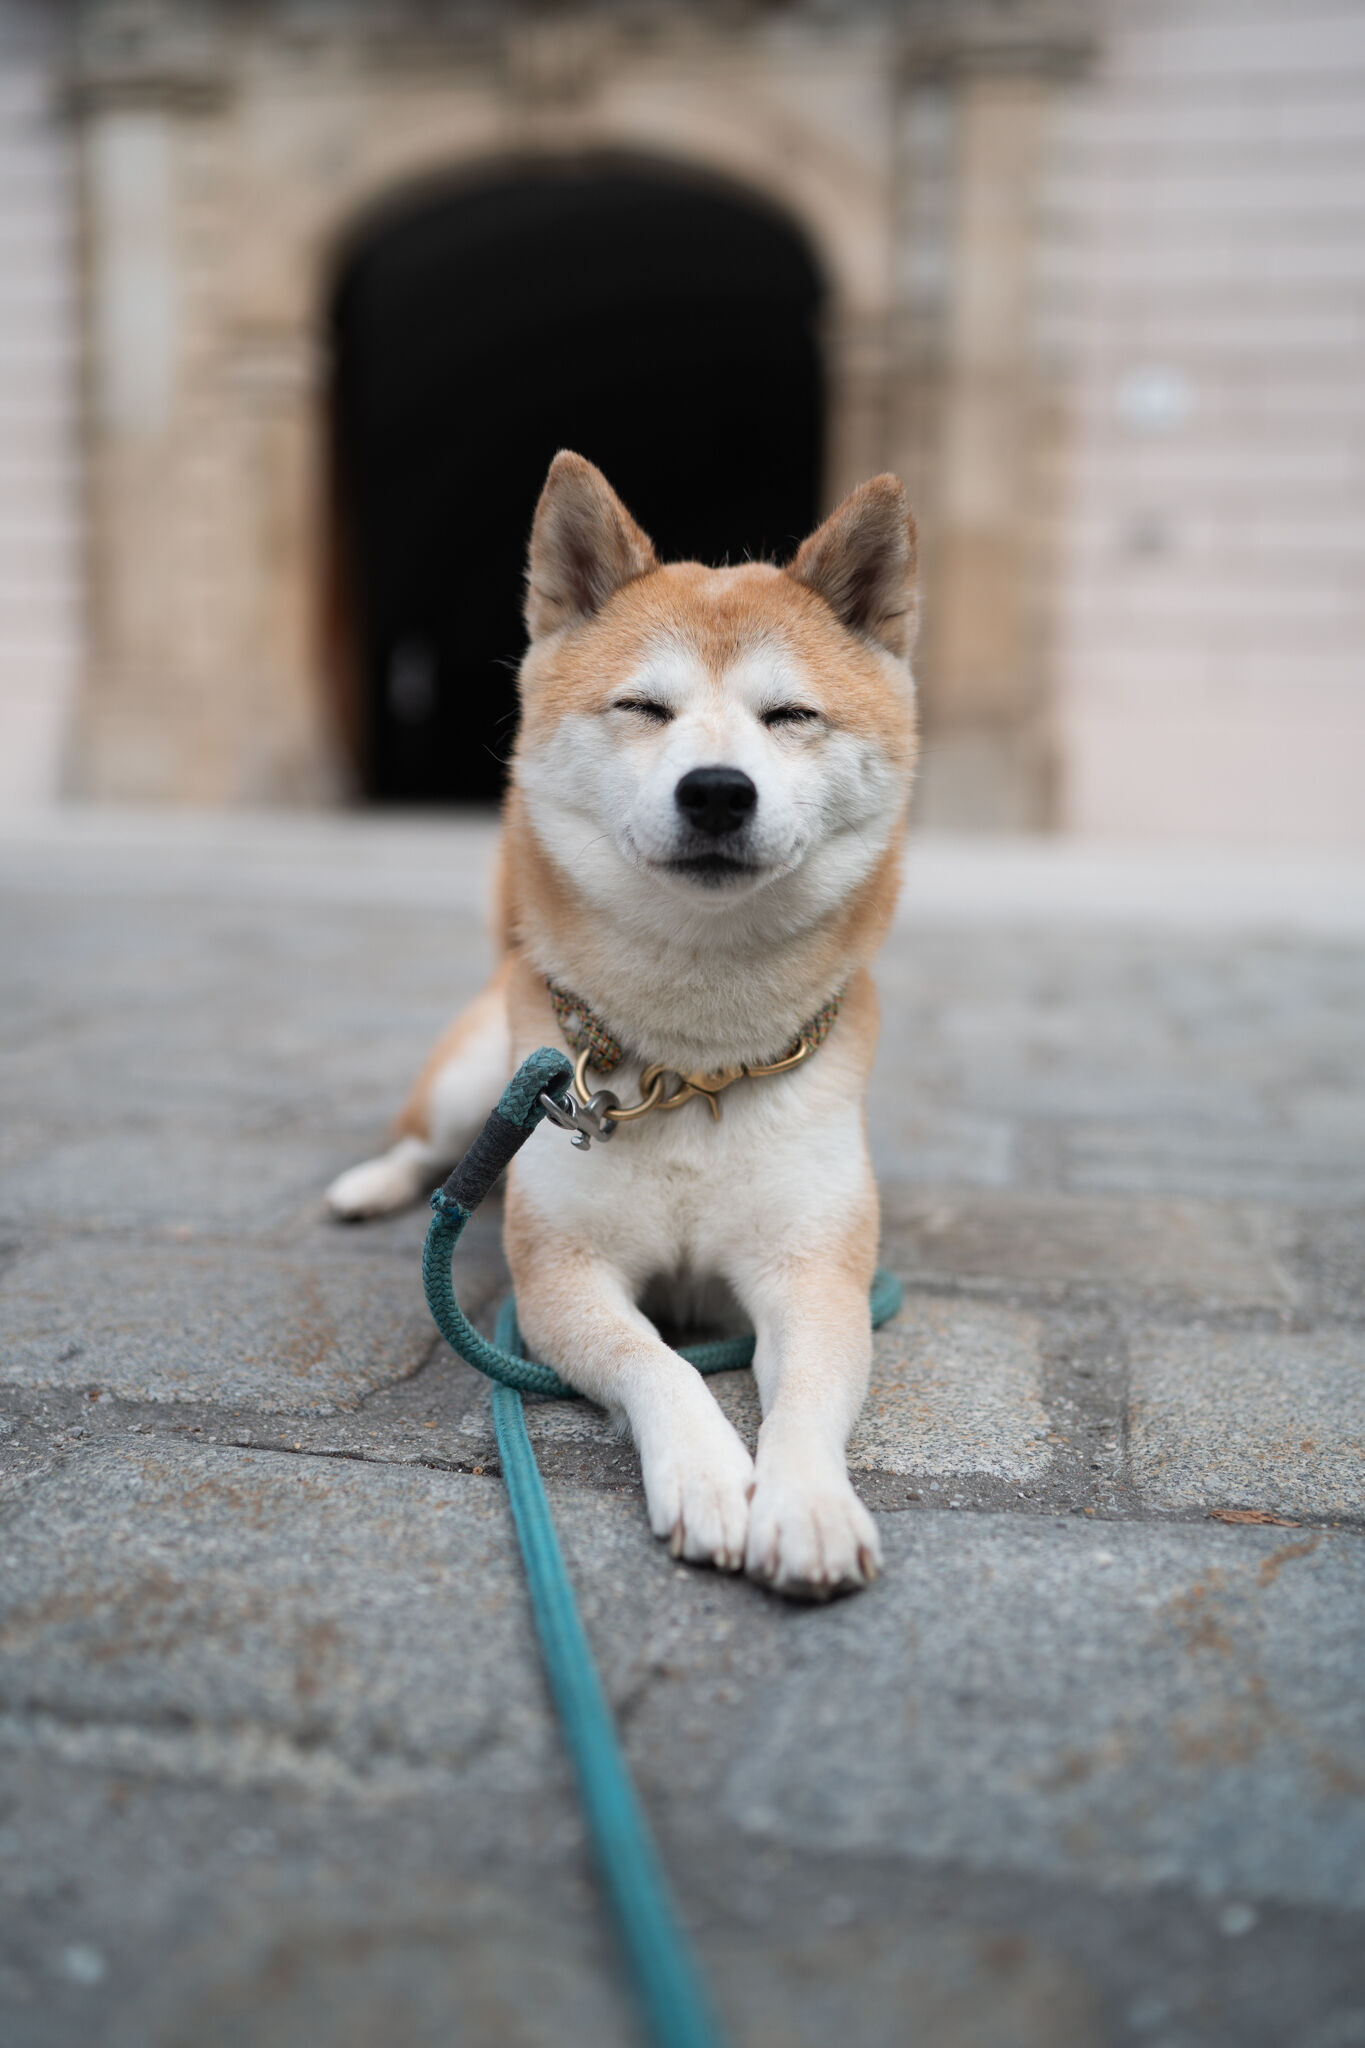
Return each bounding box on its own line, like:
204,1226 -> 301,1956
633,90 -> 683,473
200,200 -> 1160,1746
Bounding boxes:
329,452 -> 918,1596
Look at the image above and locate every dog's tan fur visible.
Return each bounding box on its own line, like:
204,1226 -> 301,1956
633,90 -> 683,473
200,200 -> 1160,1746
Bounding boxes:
329,452 -> 918,1595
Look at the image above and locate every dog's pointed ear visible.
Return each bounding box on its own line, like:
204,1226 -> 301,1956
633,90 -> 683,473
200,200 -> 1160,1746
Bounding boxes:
787,475 -> 918,660
525,451 -> 657,641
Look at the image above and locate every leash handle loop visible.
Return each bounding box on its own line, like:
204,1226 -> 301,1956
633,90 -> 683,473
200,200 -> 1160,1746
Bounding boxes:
425,1047 -> 575,1398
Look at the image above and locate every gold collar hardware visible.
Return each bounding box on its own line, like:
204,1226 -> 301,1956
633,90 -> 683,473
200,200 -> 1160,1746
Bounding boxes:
540,978 -> 845,1147
572,1039 -> 813,1126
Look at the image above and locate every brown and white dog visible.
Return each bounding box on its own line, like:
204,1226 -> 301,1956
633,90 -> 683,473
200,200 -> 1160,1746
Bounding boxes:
328,452 -> 918,1596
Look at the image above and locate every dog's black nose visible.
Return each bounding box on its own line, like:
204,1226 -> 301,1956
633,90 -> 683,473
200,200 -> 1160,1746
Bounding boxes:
674,765 -> 758,838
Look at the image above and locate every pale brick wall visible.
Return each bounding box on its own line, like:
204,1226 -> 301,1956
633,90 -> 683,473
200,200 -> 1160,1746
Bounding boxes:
0,2 -> 83,807
5,0 -> 1362,840
1049,0 -> 1365,844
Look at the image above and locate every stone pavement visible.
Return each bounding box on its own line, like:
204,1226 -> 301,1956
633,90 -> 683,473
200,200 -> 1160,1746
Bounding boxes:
1,809 -> 1364,2048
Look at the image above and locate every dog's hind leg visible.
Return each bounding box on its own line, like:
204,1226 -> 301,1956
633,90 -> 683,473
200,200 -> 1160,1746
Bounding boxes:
326,959 -> 512,1219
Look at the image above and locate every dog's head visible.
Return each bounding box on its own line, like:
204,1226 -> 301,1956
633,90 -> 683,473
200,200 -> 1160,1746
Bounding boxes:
512,452 -> 918,931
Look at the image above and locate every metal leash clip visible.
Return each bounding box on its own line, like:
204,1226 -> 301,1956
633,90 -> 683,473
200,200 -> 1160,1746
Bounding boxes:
545,1039 -> 818,1148
537,1084 -> 620,1150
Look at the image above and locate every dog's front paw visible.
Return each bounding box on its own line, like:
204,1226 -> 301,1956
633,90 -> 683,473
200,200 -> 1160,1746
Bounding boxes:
640,1411 -> 755,1573
746,1465 -> 882,1600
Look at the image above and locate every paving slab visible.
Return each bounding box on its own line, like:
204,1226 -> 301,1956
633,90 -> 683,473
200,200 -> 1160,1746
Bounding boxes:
0,1128 -> 361,1236
1068,1120 -> 1365,1206
866,1103 -> 1017,1188
880,1188 -> 1297,1311
849,1297 -> 1051,1479
0,1236 -> 472,1414
0,895 -> 380,1119
9,1751 -> 1365,2048
0,1439 -> 565,1802
0,886 -> 497,1234
708,1514 -> 1365,1915
0,1751 -> 632,2048
677,1833 -> 1365,2048
1290,1204 -> 1365,1319
1129,1327 -> 1365,1518
874,925 -> 1365,1210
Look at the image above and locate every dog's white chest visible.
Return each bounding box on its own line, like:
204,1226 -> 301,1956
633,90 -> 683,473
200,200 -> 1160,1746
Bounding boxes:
512,1056 -> 866,1285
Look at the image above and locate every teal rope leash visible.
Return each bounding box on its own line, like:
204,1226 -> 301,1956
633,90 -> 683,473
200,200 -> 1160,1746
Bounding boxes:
489,1300 -> 724,2048
422,1047 -> 902,2048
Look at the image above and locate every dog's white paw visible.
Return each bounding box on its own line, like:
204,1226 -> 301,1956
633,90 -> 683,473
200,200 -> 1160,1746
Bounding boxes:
325,1138 -> 436,1220
640,1412 -> 755,1573
745,1466 -> 882,1600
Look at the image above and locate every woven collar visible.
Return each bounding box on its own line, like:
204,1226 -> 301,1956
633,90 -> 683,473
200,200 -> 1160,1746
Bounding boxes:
547,980 -> 844,1078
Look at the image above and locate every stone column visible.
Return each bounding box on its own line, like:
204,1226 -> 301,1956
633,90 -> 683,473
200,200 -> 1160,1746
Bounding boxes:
889,9 -> 1090,830
78,93 -> 183,796
73,6 -> 342,804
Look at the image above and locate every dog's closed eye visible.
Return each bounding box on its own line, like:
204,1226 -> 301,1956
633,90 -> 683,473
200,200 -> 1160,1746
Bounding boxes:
611,697 -> 674,724
761,705 -> 821,728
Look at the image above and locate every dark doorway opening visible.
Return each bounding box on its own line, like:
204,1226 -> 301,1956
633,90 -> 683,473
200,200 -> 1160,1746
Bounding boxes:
328,157 -> 826,803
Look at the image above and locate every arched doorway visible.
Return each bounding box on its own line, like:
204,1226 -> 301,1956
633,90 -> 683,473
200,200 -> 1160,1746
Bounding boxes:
328,156 -> 826,803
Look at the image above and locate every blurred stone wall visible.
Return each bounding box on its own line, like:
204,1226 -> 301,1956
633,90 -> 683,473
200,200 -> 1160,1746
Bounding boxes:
1047,0 -> 1365,844
0,1 -> 84,806
52,0 -> 1092,820
2,0 -> 1362,844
